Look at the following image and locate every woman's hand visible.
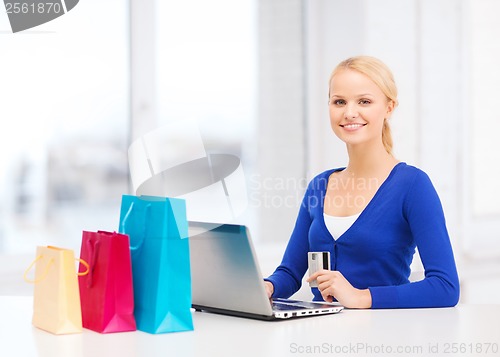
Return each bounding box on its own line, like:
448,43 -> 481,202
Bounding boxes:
264,281 -> 274,299
306,270 -> 372,308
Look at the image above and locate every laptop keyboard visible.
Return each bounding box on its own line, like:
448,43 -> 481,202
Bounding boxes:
272,302 -> 310,311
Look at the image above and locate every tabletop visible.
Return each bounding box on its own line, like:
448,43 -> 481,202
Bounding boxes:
1,296 -> 499,357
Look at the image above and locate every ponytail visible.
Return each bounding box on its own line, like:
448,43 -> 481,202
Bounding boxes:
382,118 -> 393,155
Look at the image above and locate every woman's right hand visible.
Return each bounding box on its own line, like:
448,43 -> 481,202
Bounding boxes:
264,281 -> 274,299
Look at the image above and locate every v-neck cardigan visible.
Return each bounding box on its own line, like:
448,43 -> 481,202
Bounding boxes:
265,163 -> 460,308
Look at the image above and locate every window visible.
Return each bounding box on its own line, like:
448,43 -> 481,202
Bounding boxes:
0,0 -> 129,255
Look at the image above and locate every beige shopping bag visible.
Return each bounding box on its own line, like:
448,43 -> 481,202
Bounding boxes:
24,246 -> 89,334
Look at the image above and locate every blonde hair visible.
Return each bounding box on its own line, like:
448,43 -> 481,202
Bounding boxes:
329,56 -> 398,154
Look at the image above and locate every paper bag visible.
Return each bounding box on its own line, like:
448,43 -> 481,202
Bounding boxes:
118,195 -> 193,334
78,230 -> 136,333
24,246 -> 89,335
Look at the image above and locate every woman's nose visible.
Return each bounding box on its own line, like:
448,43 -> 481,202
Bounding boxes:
344,103 -> 358,120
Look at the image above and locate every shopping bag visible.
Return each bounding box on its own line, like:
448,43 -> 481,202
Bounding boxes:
78,230 -> 137,333
24,246 -> 89,335
118,194 -> 193,334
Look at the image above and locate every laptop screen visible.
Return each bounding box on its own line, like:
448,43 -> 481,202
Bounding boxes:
188,222 -> 274,316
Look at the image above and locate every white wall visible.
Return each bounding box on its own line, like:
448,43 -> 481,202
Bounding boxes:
303,0 -> 500,303
256,0 -> 307,242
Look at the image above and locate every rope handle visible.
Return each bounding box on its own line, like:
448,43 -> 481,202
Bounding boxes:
23,255 -> 53,284
78,258 -> 90,276
23,255 -> 90,283
120,201 -> 151,253
84,238 -> 100,287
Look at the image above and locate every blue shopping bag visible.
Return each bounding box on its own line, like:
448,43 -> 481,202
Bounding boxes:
118,195 -> 193,334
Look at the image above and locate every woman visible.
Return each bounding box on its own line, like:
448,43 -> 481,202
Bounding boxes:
264,56 -> 460,309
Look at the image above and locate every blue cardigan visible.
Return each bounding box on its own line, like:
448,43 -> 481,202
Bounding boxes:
265,163 -> 460,308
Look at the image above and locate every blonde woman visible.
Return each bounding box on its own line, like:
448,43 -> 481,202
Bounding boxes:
264,56 -> 459,309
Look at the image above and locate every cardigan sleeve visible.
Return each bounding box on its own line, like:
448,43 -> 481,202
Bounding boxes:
264,183 -> 314,298
369,170 -> 460,308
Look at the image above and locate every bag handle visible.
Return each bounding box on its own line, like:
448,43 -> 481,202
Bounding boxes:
78,258 -> 90,276
119,201 -> 135,233
85,238 -> 100,288
23,255 -> 90,284
23,255 -> 53,284
120,201 -> 151,253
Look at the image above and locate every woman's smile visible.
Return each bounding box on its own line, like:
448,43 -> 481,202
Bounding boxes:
340,123 -> 367,132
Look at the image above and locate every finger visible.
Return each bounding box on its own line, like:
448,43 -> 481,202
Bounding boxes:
309,269 -> 330,281
316,271 -> 335,285
320,289 -> 333,303
318,280 -> 332,291
307,271 -> 321,282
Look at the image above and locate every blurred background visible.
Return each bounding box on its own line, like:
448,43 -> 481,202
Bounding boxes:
0,0 -> 499,303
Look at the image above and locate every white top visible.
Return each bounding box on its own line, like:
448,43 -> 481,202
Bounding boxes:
323,212 -> 360,240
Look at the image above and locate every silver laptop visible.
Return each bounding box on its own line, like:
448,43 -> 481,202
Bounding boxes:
188,222 -> 344,320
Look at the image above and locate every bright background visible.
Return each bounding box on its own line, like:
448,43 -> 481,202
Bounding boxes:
0,0 -> 499,303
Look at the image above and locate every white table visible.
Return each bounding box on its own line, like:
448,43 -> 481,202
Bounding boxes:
1,296 -> 499,357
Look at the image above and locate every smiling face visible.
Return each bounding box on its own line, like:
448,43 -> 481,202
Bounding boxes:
329,69 -> 394,150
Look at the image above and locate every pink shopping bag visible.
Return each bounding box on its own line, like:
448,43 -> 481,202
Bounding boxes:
78,231 -> 136,333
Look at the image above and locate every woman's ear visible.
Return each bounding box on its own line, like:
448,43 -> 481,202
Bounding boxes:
386,100 -> 395,118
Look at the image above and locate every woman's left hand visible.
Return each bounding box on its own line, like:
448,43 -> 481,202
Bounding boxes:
306,270 -> 372,309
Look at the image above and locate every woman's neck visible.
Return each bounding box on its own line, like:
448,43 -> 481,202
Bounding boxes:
344,142 -> 398,177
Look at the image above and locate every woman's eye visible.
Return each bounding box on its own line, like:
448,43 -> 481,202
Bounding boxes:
359,99 -> 371,105
331,99 -> 345,106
